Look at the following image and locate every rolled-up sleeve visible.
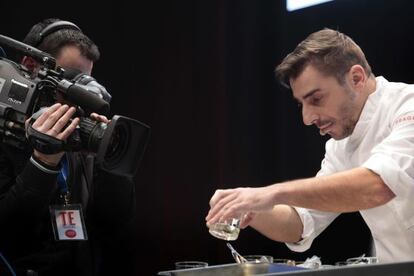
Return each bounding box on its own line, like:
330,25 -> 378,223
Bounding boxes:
286,207 -> 339,252
286,140 -> 341,252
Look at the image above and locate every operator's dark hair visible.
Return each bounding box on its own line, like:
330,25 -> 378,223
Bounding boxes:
22,18 -> 100,62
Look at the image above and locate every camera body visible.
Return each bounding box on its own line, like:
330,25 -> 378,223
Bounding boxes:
0,35 -> 150,177
0,56 -> 109,150
0,58 -> 38,124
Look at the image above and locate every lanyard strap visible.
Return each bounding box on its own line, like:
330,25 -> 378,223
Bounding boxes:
57,154 -> 70,204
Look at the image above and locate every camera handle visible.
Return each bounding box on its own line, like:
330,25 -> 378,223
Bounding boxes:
26,123 -> 66,154
26,108 -> 71,154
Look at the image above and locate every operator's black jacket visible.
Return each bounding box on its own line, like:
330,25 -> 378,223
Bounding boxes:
0,143 -> 136,276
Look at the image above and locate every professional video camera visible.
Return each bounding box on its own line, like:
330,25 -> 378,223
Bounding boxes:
0,34 -> 150,178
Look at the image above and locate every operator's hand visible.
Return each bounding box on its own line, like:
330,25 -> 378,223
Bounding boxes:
29,103 -> 79,166
90,112 -> 109,124
205,187 -> 275,228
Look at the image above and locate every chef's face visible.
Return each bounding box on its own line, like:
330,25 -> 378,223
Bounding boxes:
291,64 -> 360,140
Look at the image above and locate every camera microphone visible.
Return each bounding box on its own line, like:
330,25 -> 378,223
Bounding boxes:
0,35 -> 56,69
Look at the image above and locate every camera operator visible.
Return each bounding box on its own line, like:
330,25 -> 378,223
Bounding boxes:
0,18 -> 136,276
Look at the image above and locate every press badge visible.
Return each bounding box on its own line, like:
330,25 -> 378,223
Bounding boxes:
49,204 -> 88,241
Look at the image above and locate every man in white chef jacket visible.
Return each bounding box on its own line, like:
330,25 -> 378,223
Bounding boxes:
206,28 -> 414,263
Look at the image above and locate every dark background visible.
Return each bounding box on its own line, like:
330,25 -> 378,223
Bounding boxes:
2,0 -> 414,275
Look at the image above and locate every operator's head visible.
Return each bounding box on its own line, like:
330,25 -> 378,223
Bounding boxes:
21,18 -> 100,75
275,28 -> 372,89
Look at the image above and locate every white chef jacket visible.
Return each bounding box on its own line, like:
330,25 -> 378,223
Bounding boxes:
286,77 -> 414,263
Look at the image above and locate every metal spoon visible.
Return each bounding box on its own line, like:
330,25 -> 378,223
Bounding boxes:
226,243 -> 248,264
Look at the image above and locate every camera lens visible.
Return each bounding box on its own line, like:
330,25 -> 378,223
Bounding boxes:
78,118 -> 105,153
104,123 -> 129,165
77,115 -> 150,177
